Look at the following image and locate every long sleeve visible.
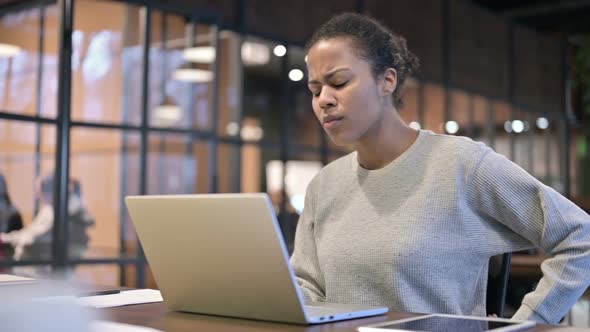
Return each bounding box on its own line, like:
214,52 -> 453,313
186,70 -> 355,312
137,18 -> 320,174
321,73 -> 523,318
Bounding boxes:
7,209 -> 23,233
3,205 -> 53,247
466,148 -> 590,324
290,178 -> 326,303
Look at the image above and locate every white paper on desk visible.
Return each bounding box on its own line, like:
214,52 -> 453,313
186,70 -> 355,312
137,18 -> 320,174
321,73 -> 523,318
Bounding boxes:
77,289 -> 163,309
90,320 -> 163,332
0,274 -> 36,285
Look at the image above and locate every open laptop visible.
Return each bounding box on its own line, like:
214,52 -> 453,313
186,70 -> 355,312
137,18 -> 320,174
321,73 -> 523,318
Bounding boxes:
125,193 -> 388,324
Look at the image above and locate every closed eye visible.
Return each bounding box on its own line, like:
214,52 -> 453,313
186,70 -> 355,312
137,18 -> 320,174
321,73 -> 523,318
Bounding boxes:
309,81 -> 347,97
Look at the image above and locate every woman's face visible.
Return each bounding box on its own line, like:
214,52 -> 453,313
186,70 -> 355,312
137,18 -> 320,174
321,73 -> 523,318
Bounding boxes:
307,37 -> 386,146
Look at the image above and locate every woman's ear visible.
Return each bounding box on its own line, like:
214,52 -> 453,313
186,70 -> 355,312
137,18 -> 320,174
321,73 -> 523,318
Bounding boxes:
381,68 -> 397,96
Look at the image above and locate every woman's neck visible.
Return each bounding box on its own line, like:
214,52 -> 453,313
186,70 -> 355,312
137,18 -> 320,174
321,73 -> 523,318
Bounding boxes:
354,109 -> 418,170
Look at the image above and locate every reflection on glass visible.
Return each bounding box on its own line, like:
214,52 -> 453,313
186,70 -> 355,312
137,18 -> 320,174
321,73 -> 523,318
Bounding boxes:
70,128 -> 140,262
0,4 -> 59,117
0,120 -> 55,264
216,30 -> 242,138
266,153 -> 322,253
0,174 -> 60,278
74,264 -> 121,287
147,134 -> 209,195
3,175 -> 94,263
148,15 -> 219,130
290,86 -> 322,147
72,0 -> 139,124
266,160 -> 322,215
218,143 -> 241,193
243,36 -> 282,143
288,45 -> 321,148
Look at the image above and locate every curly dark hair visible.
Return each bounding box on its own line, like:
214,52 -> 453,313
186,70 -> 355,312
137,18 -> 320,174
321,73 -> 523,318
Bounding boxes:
306,13 -> 419,108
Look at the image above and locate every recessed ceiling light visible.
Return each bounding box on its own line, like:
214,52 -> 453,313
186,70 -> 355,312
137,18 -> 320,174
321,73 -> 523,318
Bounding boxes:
153,104 -> 182,126
241,42 -> 270,66
511,120 -> 524,133
172,68 -> 214,82
288,69 -> 304,82
273,45 -> 286,57
536,117 -> 549,130
409,121 -> 421,130
182,46 -> 215,63
0,43 -> 21,58
444,121 -> 459,134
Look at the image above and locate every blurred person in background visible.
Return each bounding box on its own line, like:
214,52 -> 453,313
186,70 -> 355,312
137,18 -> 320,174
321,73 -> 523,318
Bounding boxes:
1,176 -> 94,261
0,173 -> 23,260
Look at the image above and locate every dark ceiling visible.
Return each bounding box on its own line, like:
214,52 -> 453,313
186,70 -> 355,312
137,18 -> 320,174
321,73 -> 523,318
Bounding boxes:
0,0 -> 25,7
1,0 -> 588,37
471,0 -> 590,36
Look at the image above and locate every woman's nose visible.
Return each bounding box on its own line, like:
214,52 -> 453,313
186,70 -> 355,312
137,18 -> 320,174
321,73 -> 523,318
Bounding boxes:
318,89 -> 336,109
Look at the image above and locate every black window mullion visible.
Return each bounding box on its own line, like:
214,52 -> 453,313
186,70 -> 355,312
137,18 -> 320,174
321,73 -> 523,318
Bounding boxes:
136,5 -> 152,288
52,0 -> 74,273
34,3 -> 46,204
184,21 -> 197,194
208,21 -> 222,193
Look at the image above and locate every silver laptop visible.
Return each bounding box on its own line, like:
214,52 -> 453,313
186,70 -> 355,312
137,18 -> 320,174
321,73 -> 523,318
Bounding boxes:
125,193 -> 388,324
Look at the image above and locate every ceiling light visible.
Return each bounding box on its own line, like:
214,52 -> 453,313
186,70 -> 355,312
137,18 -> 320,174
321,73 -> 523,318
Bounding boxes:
182,46 -> 215,63
504,121 -> 512,133
0,43 -> 20,57
172,68 -> 214,82
289,69 -> 304,82
273,45 -> 286,57
409,121 -> 421,130
241,125 -> 264,141
153,96 -> 182,126
226,122 -> 239,136
536,117 -> 549,130
444,121 -> 459,134
511,120 -> 524,133
241,42 -> 270,66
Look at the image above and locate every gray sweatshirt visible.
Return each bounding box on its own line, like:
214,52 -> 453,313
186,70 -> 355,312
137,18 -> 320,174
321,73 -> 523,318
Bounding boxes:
290,130 -> 590,324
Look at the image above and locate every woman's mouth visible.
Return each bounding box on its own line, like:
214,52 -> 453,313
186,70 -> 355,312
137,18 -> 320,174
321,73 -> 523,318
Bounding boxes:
323,116 -> 343,130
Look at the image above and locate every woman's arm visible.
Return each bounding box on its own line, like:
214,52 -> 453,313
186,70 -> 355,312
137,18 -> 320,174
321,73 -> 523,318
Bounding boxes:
467,149 -> 590,324
289,178 -> 326,303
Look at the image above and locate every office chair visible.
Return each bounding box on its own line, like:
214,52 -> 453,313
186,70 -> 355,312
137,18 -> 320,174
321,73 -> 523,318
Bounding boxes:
486,252 -> 512,318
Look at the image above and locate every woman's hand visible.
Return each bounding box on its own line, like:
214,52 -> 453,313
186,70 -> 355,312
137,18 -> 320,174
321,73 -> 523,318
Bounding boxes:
1,232 -> 14,243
